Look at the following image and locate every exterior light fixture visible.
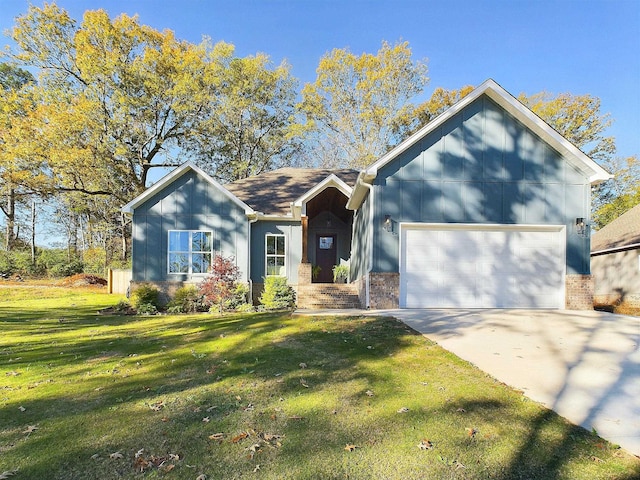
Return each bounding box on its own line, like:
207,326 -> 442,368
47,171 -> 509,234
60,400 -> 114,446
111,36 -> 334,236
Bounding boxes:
383,214 -> 393,233
575,217 -> 589,237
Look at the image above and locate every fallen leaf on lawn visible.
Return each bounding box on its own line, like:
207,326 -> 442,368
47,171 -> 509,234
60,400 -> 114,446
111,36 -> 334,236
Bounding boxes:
590,456 -> 604,463
300,379 -> 309,388
18,406 -> 26,412
169,453 -> 180,461
397,407 -> 409,413
206,406 -> 218,412
288,415 -> 304,420
243,403 -> 254,411
22,425 -> 37,434
202,417 -> 210,423
90,453 -> 100,460
231,432 -> 249,443
418,439 -> 434,450
209,433 -> 225,442
246,443 -> 261,459
299,362 -> 307,368
365,390 -> 374,397
109,451 -> 124,459
149,401 -> 165,411
6,371 -> 20,376
235,395 -> 242,401
135,448 -> 145,458
253,465 -> 261,472
161,417 -> 169,422
162,464 -> 175,472
196,475 -> 207,480
192,406 -> 202,413
0,470 -> 18,479
456,408 -> 466,413
344,444 -> 359,452
466,428 -> 477,438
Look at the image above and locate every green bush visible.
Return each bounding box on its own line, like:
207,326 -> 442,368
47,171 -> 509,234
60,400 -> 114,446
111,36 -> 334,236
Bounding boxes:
167,285 -> 204,313
136,303 -> 158,315
130,283 -> 160,310
259,277 -> 296,310
224,283 -> 251,311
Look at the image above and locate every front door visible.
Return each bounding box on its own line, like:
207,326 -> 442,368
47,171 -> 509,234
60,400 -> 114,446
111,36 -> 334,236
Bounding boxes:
315,234 -> 336,283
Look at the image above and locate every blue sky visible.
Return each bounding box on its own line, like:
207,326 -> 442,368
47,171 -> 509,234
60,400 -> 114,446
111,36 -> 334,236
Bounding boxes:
1,0 -> 639,160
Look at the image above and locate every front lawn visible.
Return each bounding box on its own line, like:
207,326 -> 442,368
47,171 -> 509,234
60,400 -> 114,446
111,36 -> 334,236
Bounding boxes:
0,287 -> 638,479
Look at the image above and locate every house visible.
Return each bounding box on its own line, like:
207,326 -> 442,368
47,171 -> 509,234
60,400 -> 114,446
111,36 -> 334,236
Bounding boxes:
122,79 -> 611,310
591,203 -> 640,308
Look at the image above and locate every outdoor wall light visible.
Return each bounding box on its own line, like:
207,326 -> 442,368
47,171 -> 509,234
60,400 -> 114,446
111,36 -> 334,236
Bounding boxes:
575,217 -> 589,237
383,214 -> 393,233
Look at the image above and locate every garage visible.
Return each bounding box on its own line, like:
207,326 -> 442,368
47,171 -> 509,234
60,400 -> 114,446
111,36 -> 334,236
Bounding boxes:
399,224 -> 566,309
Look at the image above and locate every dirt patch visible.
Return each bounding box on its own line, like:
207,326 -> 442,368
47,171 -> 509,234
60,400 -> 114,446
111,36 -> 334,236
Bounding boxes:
58,274 -> 108,287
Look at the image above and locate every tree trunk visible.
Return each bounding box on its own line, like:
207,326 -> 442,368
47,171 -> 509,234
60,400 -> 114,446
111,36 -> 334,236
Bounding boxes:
5,188 -> 16,251
31,199 -> 36,267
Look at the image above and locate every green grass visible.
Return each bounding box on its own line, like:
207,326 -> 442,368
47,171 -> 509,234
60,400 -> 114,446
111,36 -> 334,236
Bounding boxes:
0,287 -> 638,480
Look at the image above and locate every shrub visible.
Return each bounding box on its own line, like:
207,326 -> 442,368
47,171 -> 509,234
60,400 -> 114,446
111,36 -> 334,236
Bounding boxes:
259,276 -> 296,310
130,283 -> 160,310
332,264 -> 349,283
224,283 -> 251,311
136,303 -> 158,315
167,285 -> 204,313
199,255 -> 241,313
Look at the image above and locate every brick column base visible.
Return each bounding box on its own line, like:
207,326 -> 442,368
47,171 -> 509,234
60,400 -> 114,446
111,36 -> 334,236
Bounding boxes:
369,272 -> 400,309
565,274 -> 594,310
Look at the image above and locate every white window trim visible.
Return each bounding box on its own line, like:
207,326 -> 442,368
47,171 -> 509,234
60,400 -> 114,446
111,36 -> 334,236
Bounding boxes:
167,230 -> 213,275
265,234 -> 286,277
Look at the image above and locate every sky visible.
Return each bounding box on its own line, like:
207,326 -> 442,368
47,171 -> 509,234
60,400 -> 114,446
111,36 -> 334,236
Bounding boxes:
0,0 -> 639,160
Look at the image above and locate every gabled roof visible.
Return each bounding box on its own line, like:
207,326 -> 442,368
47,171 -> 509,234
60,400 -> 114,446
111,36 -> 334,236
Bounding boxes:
225,168 -> 359,217
348,79 -> 612,210
121,161 -> 254,215
591,203 -> 640,255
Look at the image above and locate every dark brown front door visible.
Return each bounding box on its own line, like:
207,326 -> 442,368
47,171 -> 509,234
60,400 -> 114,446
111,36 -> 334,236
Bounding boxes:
315,234 -> 336,283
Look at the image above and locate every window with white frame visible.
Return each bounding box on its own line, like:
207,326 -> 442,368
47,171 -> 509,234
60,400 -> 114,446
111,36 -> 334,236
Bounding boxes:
168,230 -> 213,274
265,234 -> 286,276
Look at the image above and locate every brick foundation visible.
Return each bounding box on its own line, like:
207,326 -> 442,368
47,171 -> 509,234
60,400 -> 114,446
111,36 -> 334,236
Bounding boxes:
369,272 -> 400,309
565,274 -> 594,310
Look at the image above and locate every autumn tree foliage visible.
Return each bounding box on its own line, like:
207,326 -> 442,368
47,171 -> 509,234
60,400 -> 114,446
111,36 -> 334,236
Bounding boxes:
299,40 -> 429,168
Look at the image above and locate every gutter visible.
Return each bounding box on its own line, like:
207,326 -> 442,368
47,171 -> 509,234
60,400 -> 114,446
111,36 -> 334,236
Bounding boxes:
591,242 -> 640,256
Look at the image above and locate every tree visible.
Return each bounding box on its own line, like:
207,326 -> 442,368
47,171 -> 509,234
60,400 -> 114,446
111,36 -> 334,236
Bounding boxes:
0,63 -> 41,250
592,155 -> 640,229
299,40 -> 429,168
198,255 -> 241,313
187,43 -> 302,182
3,4 -> 301,264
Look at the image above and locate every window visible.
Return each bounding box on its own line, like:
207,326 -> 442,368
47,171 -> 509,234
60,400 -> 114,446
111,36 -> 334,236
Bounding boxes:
168,230 -> 213,274
265,234 -> 286,276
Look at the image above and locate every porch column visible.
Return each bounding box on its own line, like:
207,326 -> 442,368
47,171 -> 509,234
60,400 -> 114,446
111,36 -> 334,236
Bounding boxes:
301,215 -> 309,263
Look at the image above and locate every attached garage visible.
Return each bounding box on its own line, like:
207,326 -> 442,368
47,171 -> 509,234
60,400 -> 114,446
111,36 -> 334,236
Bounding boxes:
399,224 -> 566,309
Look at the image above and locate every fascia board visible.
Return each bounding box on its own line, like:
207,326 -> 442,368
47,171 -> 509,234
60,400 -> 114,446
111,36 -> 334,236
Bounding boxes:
292,174 -> 353,216
121,161 -> 255,215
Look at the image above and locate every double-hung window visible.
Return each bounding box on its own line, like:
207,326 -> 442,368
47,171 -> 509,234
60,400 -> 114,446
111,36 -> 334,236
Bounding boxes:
265,234 -> 286,277
168,230 -> 213,274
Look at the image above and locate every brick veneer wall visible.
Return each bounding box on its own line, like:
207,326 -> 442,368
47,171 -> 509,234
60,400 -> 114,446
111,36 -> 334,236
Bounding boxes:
565,274 -> 594,310
369,272 -> 400,309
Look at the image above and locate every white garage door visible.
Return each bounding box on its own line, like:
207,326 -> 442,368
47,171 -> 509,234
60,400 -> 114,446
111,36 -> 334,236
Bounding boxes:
400,224 -> 566,309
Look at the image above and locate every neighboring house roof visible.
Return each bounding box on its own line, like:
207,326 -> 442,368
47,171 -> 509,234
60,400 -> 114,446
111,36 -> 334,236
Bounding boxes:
591,203 -> 640,255
225,167 -> 359,217
348,78 -> 612,210
121,161 -> 254,215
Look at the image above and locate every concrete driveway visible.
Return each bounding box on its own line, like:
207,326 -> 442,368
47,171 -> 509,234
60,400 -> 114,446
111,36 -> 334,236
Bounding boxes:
372,309 -> 640,456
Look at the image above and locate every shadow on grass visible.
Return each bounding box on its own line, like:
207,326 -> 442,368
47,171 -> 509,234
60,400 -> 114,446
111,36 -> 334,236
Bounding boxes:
1,301 -> 639,479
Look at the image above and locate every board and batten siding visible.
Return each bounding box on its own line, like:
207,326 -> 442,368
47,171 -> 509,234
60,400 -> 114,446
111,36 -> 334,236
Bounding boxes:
249,221 -> 302,283
373,94 -> 592,275
350,191 -> 372,282
131,170 -> 249,283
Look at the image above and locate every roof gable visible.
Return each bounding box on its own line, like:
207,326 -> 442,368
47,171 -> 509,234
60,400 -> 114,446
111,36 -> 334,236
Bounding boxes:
591,203 -> 640,254
366,79 -> 611,185
121,161 -> 254,215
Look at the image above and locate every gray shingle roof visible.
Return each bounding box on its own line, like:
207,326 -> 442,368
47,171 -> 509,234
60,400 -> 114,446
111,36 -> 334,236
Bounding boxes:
591,203 -> 640,253
224,167 -> 360,216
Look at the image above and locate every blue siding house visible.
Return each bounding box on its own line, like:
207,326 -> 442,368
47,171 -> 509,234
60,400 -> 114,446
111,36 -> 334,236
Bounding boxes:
123,80 -> 610,309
